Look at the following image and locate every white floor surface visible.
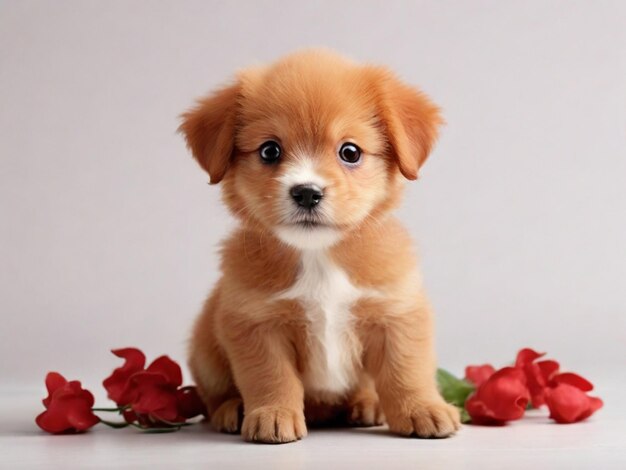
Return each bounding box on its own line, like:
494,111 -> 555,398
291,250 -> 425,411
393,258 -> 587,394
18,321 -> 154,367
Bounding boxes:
1,375 -> 624,469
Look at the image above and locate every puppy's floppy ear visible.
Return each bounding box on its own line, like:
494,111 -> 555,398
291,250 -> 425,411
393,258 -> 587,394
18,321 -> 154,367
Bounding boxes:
179,82 -> 240,184
372,69 -> 443,180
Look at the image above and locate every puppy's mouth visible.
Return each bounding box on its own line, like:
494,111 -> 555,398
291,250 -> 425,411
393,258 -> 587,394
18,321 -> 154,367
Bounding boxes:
288,219 -> 331,229
280,210 -> 336,229
275,214 -> 342,249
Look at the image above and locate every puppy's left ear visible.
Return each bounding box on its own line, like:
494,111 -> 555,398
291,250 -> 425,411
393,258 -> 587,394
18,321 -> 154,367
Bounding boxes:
179,82 -> 240,184
373,69 -> 443,180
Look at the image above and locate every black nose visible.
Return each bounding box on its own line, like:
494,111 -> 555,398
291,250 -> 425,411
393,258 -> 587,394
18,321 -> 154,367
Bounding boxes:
290,184 -> 323,209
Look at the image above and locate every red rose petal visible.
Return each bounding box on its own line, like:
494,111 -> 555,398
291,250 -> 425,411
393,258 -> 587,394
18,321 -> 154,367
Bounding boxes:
545,383 -> 603,424
465,395 -> 504,425
515,348 -> 545,367
103,348 -> 146,405
589,396 -> 604,413
118,370 -> 164,405
514,352 -> 557,409
552,372 -> 594,392
465,367 -> 530,425
36,408 -> 70,434
537,360 -> 560,381
123,409 -> 138,424
119,370 -> 183,425
465,364 -> 496,387
66,398 -> 101,430
177,386 -> 207,419
146,356 -> 183,387
42,372 -> 67,408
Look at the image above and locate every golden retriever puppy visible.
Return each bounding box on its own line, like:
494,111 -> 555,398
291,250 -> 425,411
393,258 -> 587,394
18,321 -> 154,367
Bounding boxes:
180,49 -> 460,443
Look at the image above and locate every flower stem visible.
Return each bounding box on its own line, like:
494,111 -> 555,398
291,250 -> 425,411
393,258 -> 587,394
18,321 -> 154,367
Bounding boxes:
92,407 -> 123,412
156,418 -> 193,427
98,418 -> 129,429
129,422 -> 181,433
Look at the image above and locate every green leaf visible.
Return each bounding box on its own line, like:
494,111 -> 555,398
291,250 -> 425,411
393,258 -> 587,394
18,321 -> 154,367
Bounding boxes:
436,368 -> 475,409
459,407 -> 471,424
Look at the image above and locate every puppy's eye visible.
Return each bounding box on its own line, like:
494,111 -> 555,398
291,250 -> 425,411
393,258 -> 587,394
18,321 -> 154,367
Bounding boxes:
259,141 -> 281,164
338,143 -> 361,164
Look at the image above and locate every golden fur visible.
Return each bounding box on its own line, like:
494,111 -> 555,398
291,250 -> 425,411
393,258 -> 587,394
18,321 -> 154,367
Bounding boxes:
180,50 -> 460,443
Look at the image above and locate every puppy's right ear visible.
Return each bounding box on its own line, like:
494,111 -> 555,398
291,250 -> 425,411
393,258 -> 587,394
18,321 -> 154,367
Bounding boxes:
179,82 -> 240,184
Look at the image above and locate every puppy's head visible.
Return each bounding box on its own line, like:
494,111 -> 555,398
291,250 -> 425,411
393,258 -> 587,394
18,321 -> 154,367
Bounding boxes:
180,50 -> 442,250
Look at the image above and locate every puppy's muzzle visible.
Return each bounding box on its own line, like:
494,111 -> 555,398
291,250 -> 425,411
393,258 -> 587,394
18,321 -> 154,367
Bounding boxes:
290,184 -> 323,210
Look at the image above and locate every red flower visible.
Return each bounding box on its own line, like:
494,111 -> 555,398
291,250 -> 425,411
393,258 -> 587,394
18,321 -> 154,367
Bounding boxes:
545,382 -> 603,424
117,355 -> 185,425
465,364 -> 496,387
103,348 -> 206,428
514,348 -> 559,408
102,348 -> 146,405
36,372 -> 99,434
465,367 -> 530,425
176,386 -> 207,419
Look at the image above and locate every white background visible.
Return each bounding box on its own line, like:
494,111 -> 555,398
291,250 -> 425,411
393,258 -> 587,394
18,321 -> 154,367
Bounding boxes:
1,0 -> 624,391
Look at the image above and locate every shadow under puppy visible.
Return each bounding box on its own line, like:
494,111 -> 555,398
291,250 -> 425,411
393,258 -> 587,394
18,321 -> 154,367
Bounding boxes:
180,49 -> 460,443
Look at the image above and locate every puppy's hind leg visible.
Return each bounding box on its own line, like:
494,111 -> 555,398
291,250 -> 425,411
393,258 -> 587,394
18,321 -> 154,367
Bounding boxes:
304,376 -> 384,428
188,292 -> 243,434
346,373 -> 385,427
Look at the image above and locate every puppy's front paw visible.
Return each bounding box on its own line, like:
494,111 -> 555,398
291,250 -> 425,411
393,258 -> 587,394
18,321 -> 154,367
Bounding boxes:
387,399 -> 460,438
242,405 -> 307,444
348,397 -> 385,427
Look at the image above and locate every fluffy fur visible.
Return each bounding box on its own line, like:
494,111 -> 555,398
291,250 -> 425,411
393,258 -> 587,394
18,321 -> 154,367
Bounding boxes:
180,50 -> 460,443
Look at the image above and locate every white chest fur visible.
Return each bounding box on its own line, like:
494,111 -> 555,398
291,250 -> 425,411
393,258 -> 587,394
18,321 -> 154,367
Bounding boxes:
277,250 -> 364,394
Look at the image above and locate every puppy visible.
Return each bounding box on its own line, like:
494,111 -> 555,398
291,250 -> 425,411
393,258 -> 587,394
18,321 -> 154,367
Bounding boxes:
180,50 -> 460,443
